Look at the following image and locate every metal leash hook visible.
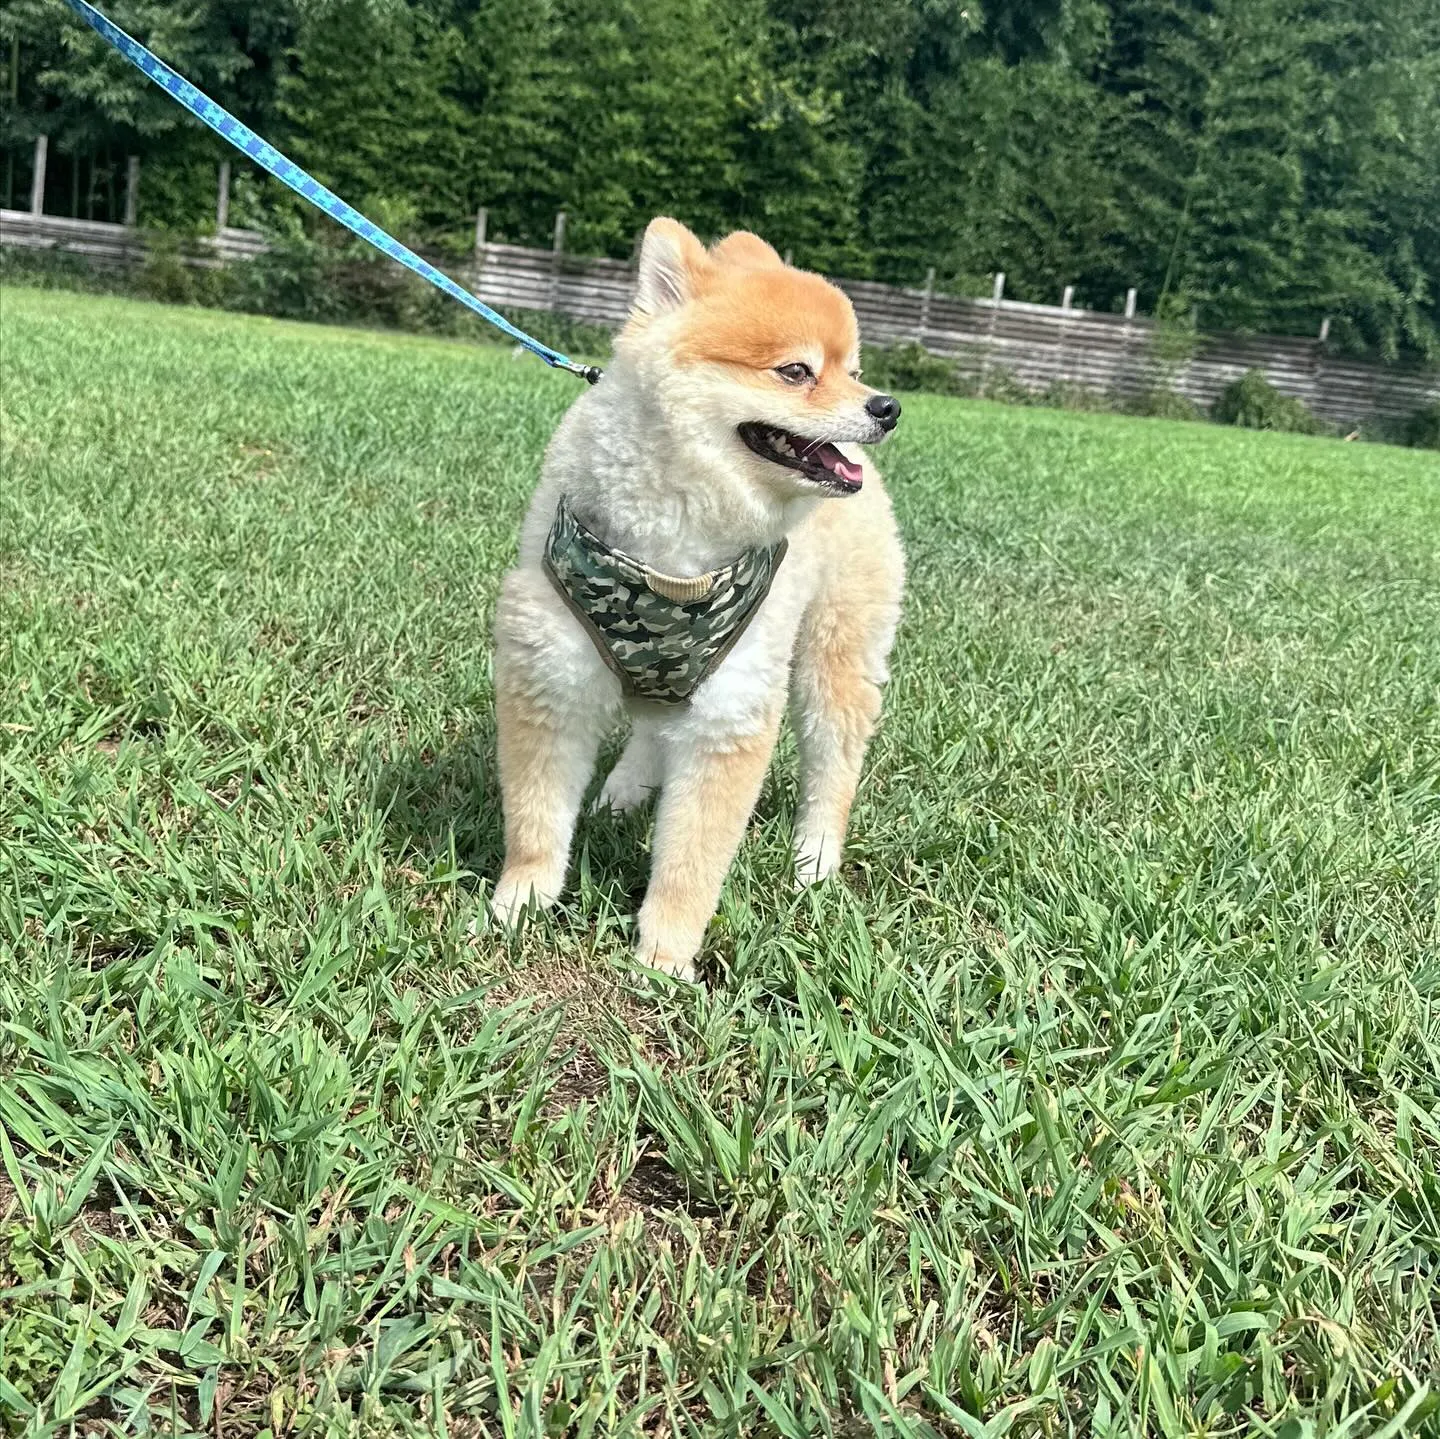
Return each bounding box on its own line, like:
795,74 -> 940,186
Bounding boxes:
59,0 -> 605,385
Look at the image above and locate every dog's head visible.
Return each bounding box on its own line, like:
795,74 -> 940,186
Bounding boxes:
614,218 -> 900,498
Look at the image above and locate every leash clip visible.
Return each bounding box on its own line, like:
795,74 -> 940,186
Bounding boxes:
553,357 -> 603,385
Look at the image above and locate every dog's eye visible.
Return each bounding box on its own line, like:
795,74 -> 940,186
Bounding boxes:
774,362 -> 814,385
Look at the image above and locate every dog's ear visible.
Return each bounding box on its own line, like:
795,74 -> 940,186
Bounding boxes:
710,231 -> 784,270
634,218 -> 709,316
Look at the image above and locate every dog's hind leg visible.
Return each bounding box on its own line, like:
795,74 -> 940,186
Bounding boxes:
596,720 -> 663,814
789,569 -> 900,887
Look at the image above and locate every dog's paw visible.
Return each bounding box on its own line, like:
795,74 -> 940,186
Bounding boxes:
634,945 -> 699,984
594,774 -> 658,816
488,869 -> 561,930
634,900 -> 705,985
596,732 -> 662,815
632,922 -> 700,984
793,831 -> 843,890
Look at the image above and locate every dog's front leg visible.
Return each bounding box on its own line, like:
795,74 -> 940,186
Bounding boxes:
635,708 -> 781,980
490,571 -> 619,928
491,683 -> 611,926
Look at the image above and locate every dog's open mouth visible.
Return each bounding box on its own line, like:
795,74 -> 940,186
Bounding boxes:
737,423 -> 864,494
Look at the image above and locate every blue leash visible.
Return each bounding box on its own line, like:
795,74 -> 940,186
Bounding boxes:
58,0 -> 602,385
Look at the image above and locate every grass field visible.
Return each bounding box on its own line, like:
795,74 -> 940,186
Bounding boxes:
2,286 -> 1438,1437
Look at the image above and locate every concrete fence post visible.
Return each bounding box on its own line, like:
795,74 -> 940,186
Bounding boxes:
124,155 -> 139,226
981,272 -> 1006,394
469,207 -> 488,293
1312,317 -> 1332,416
549,210 -> 566,311
1057,286 -> 1076,386
918,266 -> 935,344
30,134 -> 48,215
216,159 -> 230,232
1119,287 -> 1141,400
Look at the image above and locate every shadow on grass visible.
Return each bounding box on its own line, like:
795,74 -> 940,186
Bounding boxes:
373,726 -> 505,881
374,725 -> 657,914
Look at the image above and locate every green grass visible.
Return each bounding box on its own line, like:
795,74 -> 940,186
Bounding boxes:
2,287 -> 1438,1438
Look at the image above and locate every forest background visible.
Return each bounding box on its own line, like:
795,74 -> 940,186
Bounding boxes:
4,0 -> 1439,361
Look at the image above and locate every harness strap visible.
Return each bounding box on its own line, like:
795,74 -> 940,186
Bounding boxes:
59,0 -> 602,385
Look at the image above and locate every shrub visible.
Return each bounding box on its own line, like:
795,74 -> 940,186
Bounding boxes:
1402,401 -> 1440,450
976,366 -> 1034,407
136,231 -> 201,305
491,308 -> 613,362
222,233 -> 337,321
1127,388 -> 1204,422
861,342 -> 968,397
1039,380 -> 1113,412
0,245 -> 124,295
1212,369 -> 1329,435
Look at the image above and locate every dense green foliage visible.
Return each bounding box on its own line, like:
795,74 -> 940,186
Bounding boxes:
1211,368 -> 1329,435
4,0 -> 1440,358
4,288 -> 1440,1435
1406,401 -> 1440,450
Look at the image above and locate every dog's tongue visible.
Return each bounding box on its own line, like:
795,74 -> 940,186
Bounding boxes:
814,442 -> 863,487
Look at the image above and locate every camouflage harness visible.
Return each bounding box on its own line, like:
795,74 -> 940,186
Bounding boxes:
543,498 -> 788,706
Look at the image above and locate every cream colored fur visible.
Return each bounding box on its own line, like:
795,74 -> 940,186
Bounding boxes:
490,219 -> 905,981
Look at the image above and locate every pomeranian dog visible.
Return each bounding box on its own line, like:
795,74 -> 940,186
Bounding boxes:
489,217 -> 904,980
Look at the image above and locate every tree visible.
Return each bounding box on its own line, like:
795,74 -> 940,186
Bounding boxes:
3,0 -> 1436,358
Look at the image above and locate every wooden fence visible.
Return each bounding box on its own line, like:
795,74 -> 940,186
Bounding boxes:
465,237 -> 1438,425
5,159 -> 1436,427
0,207 -> 266,267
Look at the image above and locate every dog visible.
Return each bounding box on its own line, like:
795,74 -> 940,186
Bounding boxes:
489,217 -> 904,981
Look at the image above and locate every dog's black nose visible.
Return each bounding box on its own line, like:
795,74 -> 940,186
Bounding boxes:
865,393 -> 901,431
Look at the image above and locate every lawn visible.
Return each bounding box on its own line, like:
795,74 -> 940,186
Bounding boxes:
2,286 -> 1438,1438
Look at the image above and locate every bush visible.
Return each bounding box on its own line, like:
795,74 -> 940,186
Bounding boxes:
216,236 -> 618,357
0,245 -> 126,296
976,366 -> 1034,407
224,234 -> 366,322
1402,401 -> 1440,450
861,342 -> 968,396
492,308 -> 613,362
1039,380 -> 1113,412
1212,369 -> 1329,435
1126,388 -> 1204,422
135,231 -> 214,305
